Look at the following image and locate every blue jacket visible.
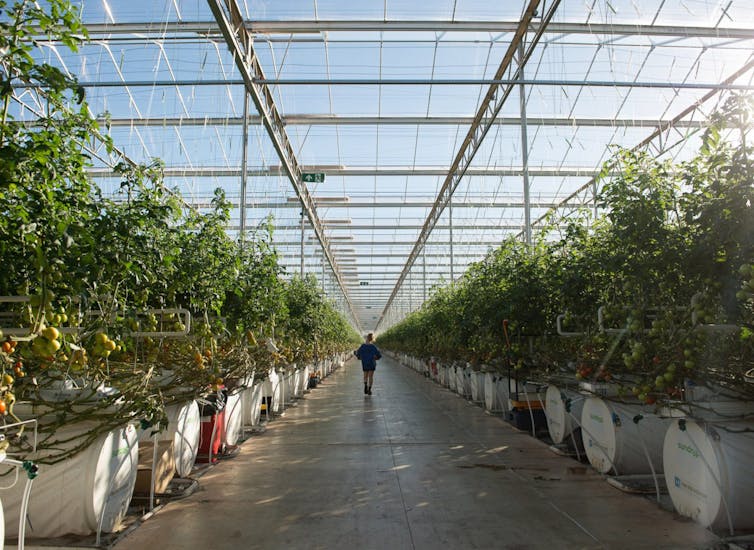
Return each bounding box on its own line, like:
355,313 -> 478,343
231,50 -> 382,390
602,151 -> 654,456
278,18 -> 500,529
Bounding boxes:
355,343 -> 381,369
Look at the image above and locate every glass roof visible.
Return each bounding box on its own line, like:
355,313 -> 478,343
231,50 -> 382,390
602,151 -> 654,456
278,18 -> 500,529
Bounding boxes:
15,0 -> 754,331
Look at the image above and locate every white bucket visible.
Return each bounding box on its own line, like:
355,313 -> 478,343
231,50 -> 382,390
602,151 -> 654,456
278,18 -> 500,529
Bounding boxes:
243,382 -> 264,427
295,366 -> 307,396
299,365 -> 310,395
265,369 -> 281,413
138,402 -> 200,478
239,376 -> 257,427
285,370 -> 295,405
224,388 -> 244,447
581,397 -> 670,475
545,385 -> 585,445
470,372 -> 485,403
663,419 -> 754,531
496,377 -> 512,413
1,422 -> 138,538
454,367 -> 464,395
253,382 -> 265,424
168,401 -> 201,478
484,373 -> 504,412
460,367 -> 472,398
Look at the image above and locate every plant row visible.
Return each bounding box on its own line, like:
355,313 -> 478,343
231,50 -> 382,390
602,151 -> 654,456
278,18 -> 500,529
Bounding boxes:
379,95 -> 754,407
0,0 -> 360,462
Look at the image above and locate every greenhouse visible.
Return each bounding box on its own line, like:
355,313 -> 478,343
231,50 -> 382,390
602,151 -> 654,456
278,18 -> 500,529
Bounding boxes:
1,0 -> 753,548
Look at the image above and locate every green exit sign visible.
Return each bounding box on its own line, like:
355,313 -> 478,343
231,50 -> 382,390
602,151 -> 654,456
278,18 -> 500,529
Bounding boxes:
302,173 -> 325,183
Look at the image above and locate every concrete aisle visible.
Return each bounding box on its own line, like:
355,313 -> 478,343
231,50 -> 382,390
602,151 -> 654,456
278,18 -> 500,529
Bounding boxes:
114,355 -> 718,550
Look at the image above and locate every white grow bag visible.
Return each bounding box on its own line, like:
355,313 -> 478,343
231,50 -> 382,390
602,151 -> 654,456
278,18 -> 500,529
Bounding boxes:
224,388 -> 244,447
448,365 -> 457,391
454,367 -> 465,396
138,401 -> 200,479
470,372 -> 485,403
580,397 -> 670,475
294,366 -> 307,397
461,367 -> 473,398
545,385 -> 585,445
496,377 -> 512,414
483,373 -> 504,412
242,381 -> 264,427
170,401 -> 201,478
264,368 -> 282,413
2,422 -> 138,538
663,418 -> 754,532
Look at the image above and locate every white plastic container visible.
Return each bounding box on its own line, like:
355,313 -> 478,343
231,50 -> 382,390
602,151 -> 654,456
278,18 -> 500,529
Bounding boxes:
496,376 -> 511,413
168,401 -> 201,478
663,419 -> 754,531
463,367 -> 473,398
303,365 -> 311,394
295,366 -> 303,396
238,375 -> 256,427
581,397 -> 670,475
470,372 -> 484,403
483,373 -> 502,412
455,367 -> 465,396
138,402 -> 200,478
292,369 -> 302,398
545,385 -> 585,445
2,422 -> 138,538
242,381 -> 264,427
279,369 -> 291,407
265,368 -> 282,413
223,388 -> 244,447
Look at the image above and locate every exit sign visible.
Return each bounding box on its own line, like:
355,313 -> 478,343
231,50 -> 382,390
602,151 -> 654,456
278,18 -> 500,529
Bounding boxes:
302,173 -> 325,183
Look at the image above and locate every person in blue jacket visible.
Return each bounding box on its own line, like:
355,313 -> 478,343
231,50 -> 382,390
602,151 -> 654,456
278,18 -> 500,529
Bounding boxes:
355,333 -> 381,395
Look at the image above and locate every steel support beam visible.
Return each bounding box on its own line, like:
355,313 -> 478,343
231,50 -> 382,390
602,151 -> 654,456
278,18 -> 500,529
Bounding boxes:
529,56 -> 754,232
179,200 -> 565,209
518,41 -> 532,246
89,166 -> 606,178
39,79 -> 754,90
272,240 -> 508,246
377,0 -> 558,332
251,79 -> 754,90
205,0 -> 359,329
268,223 -> 530,231
92,115 -> 710,128
74,21 -> 754,40
239,91 -> 249,244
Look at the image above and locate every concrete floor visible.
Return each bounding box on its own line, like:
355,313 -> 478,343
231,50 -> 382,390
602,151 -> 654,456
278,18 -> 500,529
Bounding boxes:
114,356 -> 719,550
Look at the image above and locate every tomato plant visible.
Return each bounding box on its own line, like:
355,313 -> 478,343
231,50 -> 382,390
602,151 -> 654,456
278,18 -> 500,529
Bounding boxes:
381,94 -> 754,407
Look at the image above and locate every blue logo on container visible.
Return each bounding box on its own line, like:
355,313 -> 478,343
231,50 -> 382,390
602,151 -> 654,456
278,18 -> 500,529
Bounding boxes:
674,476 -> 681,488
